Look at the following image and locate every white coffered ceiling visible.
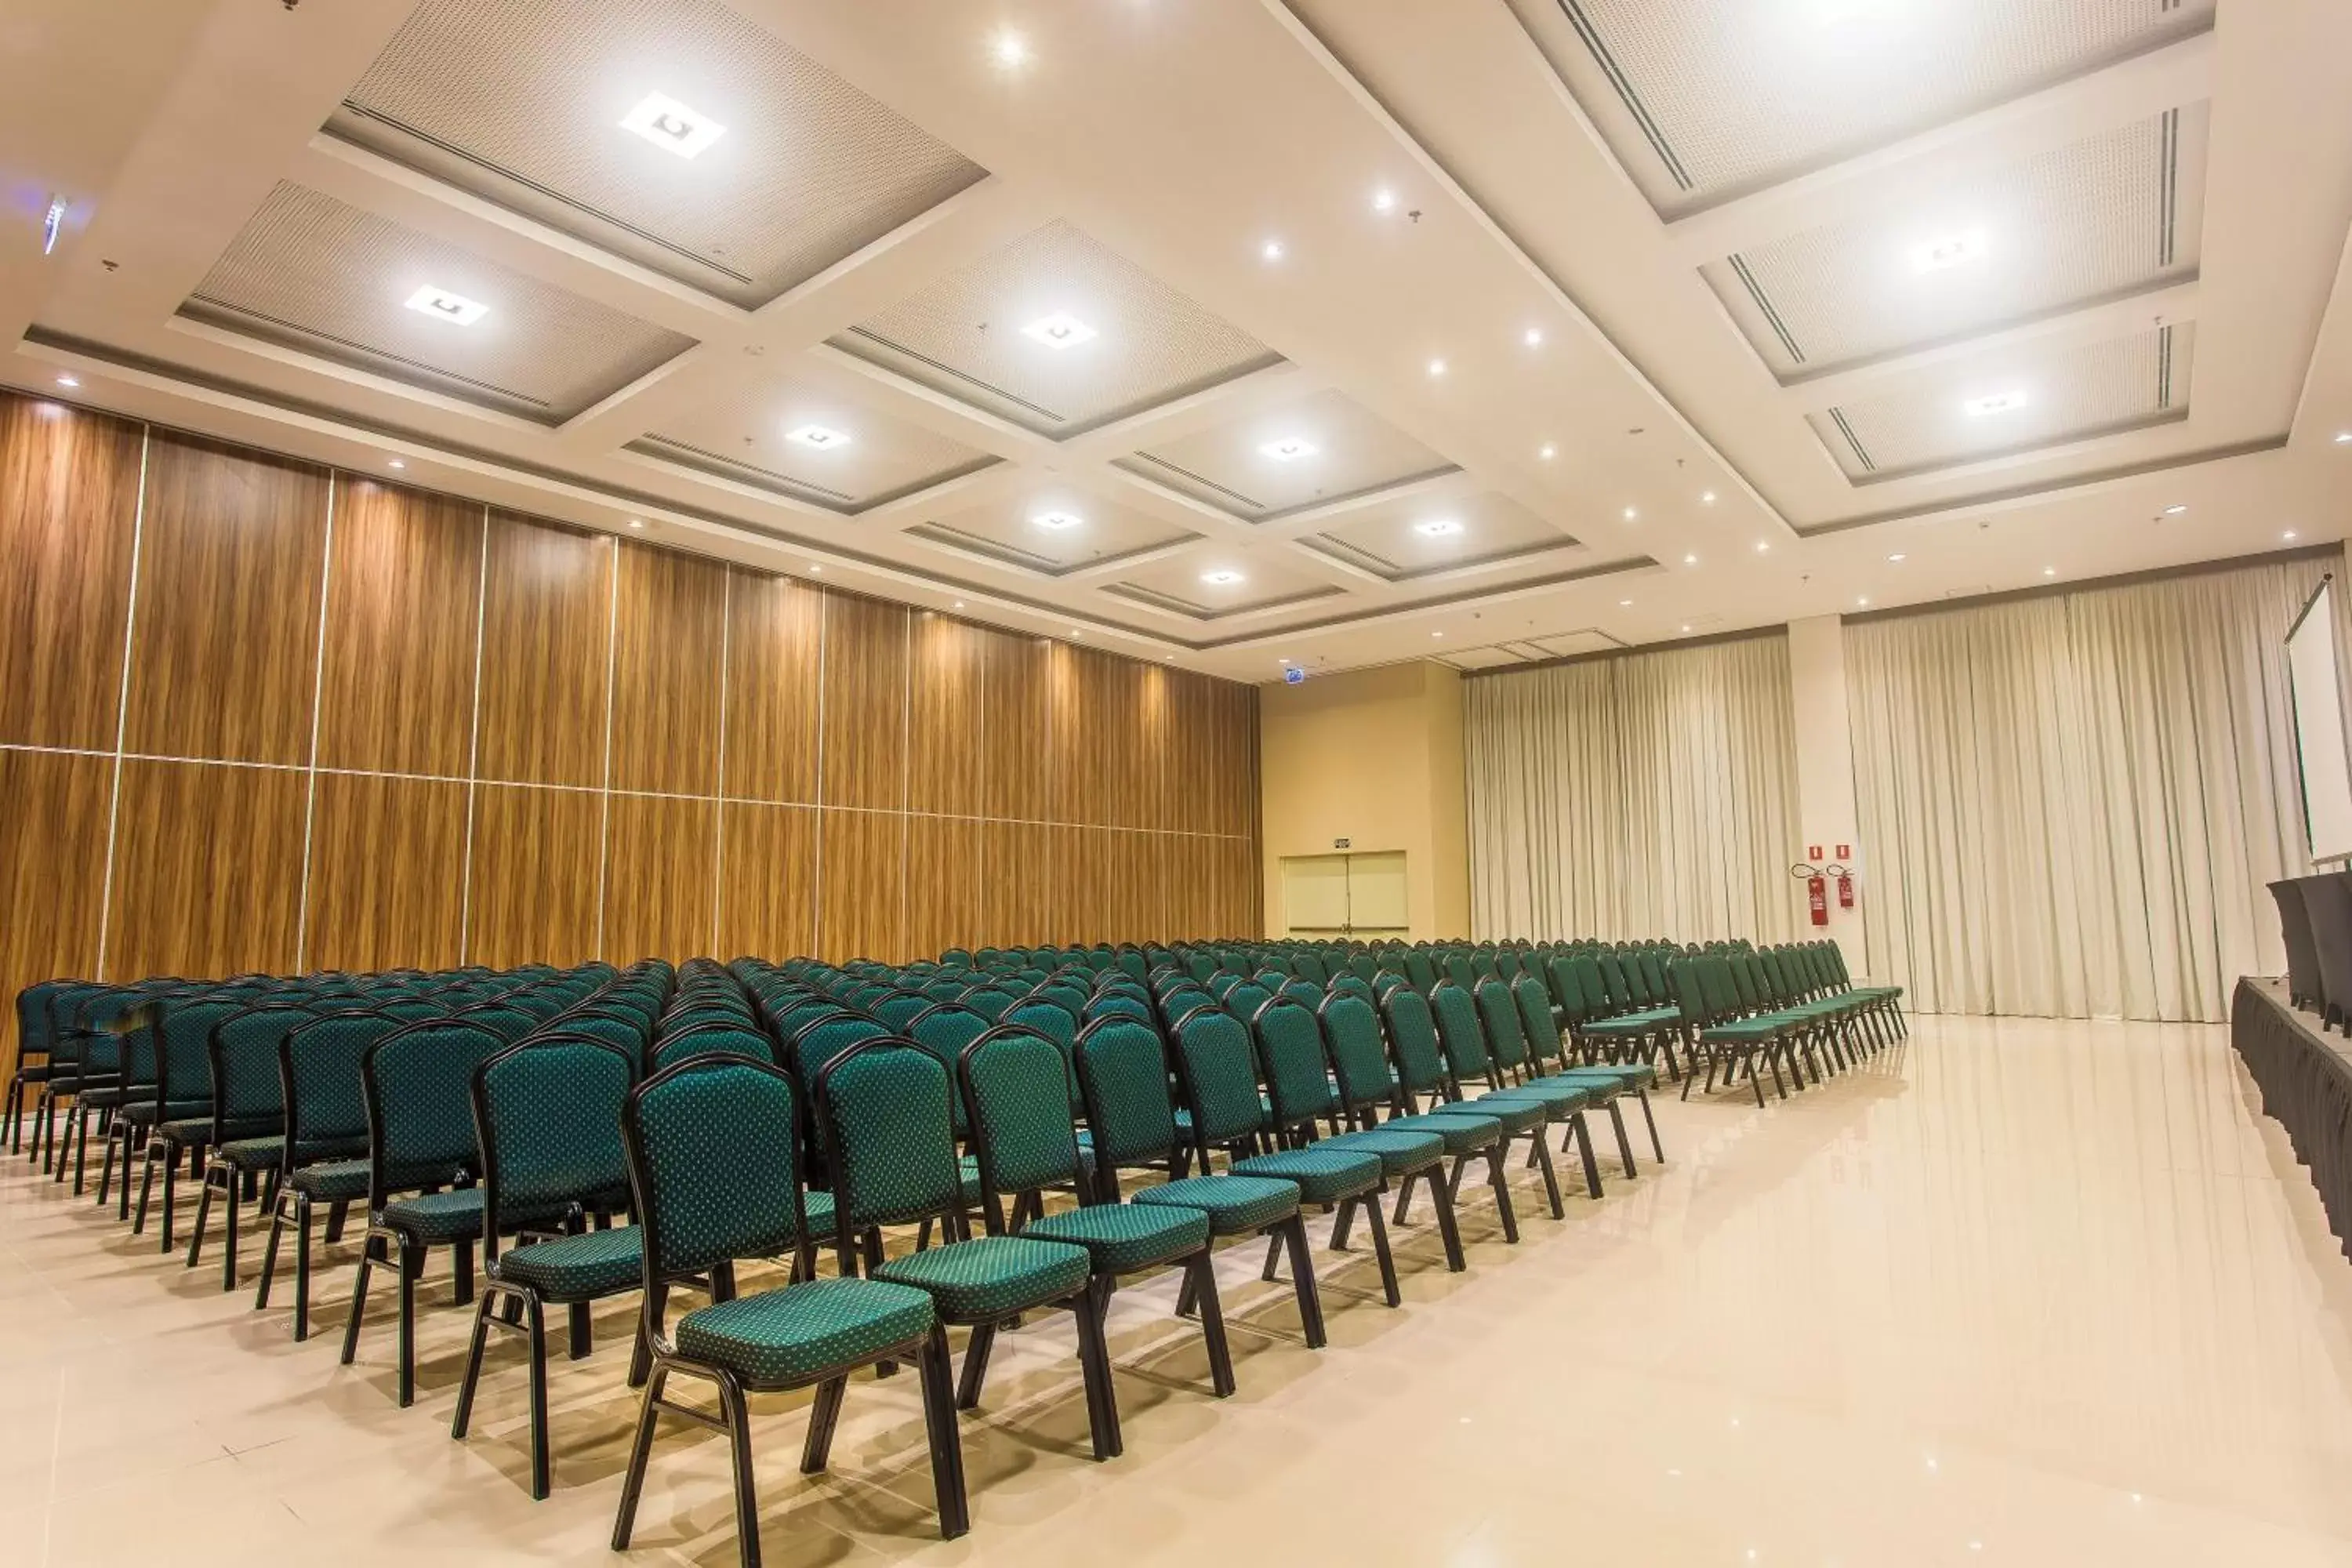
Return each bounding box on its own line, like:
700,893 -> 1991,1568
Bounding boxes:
3,0 -> 2350,684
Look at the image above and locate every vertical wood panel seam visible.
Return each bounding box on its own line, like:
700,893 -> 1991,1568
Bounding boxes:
711,568 -> 731,953
456,504 -> 489,964
292,473 -> 337,969
593,539 -> 619,956
811,588 -> 829,954
93,424 -> 151,983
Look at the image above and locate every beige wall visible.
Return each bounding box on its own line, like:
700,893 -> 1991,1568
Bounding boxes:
1258,661 -> 1470,938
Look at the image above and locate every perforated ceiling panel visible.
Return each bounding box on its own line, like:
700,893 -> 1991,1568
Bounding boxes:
1115,389 -> 1457,520
830,220 -> 1282,437
1514,0 -> 2214,212
634,372 -> 996,510
1809,322 -> 2193,481
903,494 -> 1196,576
330,0 -> 985,308
1709,106 -> 2205,376
183,183 -> 696,423
1305,491 -> 1579,582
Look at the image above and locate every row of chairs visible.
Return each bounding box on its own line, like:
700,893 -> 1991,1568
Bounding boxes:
3,931 -> 1901,1563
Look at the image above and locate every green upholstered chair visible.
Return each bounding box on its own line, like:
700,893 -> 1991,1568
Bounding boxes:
1510,974 -> 1664,1166
1432,981 -> 1602,1203
613,1055 -> 966,1562
1076,1014 -> 1327,1348
340,1020 -> 509,1406
183,1002 -> 314,1289
1673,956 -> 1786,1106
1370,985 -> 1523,1238
960,1027 -> 1234,1422
254,1008 -> 405,1340
1472,978 -> 1631,1185
129,995 -> 243,1247
813,1038 -> 1114,1457
1308,992 -> 1472,1272
452,1036 -> 642,1500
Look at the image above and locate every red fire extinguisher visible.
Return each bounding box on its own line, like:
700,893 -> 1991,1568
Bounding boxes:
1837,871 -> 1855,910
1808,875 -> 1829,927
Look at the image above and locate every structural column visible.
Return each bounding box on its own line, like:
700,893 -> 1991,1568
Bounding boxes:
1785,615 -> 1869,975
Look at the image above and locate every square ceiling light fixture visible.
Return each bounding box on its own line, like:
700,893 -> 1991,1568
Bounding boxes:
1258,436 -> 1318,461
1910,227 -> 1988,272
1962,390 -> 2028,416
1021,311 -> 1098,349
404,284 -> 489,325
1031,509 -> 1084,530
618,91 -> 727,158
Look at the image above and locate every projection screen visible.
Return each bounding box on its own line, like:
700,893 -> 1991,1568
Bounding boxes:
2287,577 -> 2352,863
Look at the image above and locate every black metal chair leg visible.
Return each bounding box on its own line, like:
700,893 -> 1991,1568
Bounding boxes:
611,1366 -> 666,1551
1329,1195 -> 1356,1252
1359,1194 -> 1400,1308
1427,1162 -> 1465,1271
1483,1145 -> 1520,1243
918,1327 -> 971,1540
1530,1127 -> 1566,1219
800,1376 -> 849,1474
397,1236 -> 421,1407
186,1167 -> 216,1269
340,1233 -> 380,1366
1189,1253 -> 1236,1397
1073,1276 -> 1122,1459
1568,1111 -> 1604,1199
450,1290 -> 495,1443
1279,1215 -> 1326,1348
1605,1102 -> 1637,1178
1636,1089 -> 1664,1163
954,1322 -> 996,1410
525,1294 -> 552,1500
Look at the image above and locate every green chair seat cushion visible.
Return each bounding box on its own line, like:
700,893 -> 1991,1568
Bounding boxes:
1482,1079 -> 1595,1113
1133,1174 -> 1298,1235
1022,1201 -> 1207,1274
1583,1011 -> 1676,1036
380,1188 -> 485,1243
1425,1094 -> 1548,1134
1381,1111 -> 1504,1152
158,1116 -> 216,1146
1229,1145 -> 1384,1203
1317,1126 -> 1446,1175
873,1234 -> 1091,1321
1550,1063 -> 1657,1091
1700,1021 -> 1781,1041
495,1227 -> 644,1301
214,1135 -> 286,1171
676,1278 -> 935,1388
289,1158 -> 372,1201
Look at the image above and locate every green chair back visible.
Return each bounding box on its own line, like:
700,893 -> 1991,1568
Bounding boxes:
1169,1007 -> 1268,1150
207,1004 -> 311,1144
1510,975 -> 1560,1062
1317,993 -> 1394,1113
1378,985 -> 1450,1098
1429,982 -> 1492,1082
281,1009 -> 402,1160
958,1029 -> 1082,1196
1253,999 -> 1336,1127
623,1056 -> 805,1285
815,1039 -> 962,1236
474,1036 -> 633,1246
361,1021 -> 506,1197
1073,1017 -> 1178,1171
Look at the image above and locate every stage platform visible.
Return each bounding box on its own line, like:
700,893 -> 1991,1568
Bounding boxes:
2234,975 -> 2352,1258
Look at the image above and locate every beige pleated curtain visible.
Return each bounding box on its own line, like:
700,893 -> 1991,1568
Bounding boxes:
1465,633 -> 1807,945
1846,555 -> 2343,1022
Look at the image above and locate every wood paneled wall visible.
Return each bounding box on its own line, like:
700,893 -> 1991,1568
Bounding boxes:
0,394 -> 1260,1071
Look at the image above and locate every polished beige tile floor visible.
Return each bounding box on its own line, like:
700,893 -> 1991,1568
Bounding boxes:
8,1014 -> 2352,1566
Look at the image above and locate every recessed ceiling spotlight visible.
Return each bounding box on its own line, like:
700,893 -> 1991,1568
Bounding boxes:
992,31 -> 1030,67
953,600 -> 965,609
54,374 -> 78,388
2285,530 -> 2299,541
1200,569 -> 1244,586
403,284 -> 489,326
2042,566 -> 2056,577
808,564 -> 822,574
626,517 -> 644,529
1701,490 -> 1717,504
1682,552 -> 1698,564
1069,627 -> 1083,637
1963,389 -> 2027,416
1372,187 -> 1397,213
1857,595 -> 1871,606
1911,228 -> 1989,273
1261,239 -> 1285,262
1430,630 -> 1444,638
1030,510 -> 1084,531
1755,540 -> 1770,553
2336,432 -> 2352,445
1413,518 -> 1464,537
1523,327 -> 1544,348
618,92 -> 727,158
1427,358 -> 1447,377
1258,436 -> 1318,461
1623,506 -> 1639,521
1022,311 -> 1098,349
1618,598 -> 1633,608
1538,442 -> 1557,460
786,423 -> 851,449
387,459 -> 405,470
1888,552 -> 1906,562
2162,504 -> 2187,516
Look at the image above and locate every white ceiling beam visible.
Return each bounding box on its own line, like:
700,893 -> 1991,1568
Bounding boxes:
1664,31 -> 2217,267
1782,277 -> 2203,412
